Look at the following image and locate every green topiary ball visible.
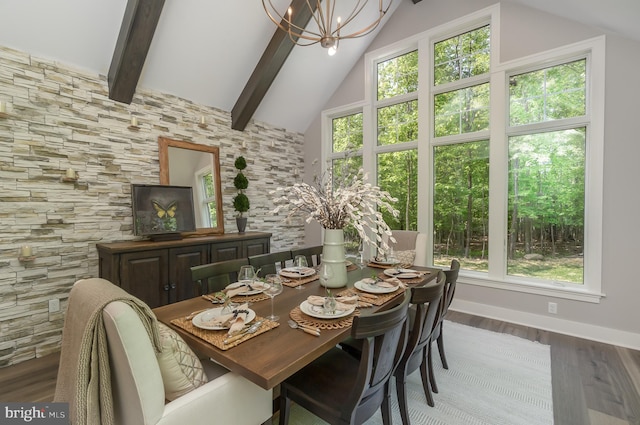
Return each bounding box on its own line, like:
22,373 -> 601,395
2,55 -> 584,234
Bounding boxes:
234,172 -> 248,190
233,193 -> 250,213
234,156 -> 247,171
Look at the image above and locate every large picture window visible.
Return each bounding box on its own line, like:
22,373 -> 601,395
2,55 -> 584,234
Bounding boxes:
323,6 -> 604,300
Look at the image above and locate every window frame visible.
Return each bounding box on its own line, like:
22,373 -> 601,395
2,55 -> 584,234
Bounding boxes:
321,5 -> 605,302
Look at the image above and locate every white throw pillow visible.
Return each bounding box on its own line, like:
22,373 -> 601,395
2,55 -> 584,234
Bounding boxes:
156,322 -> 208,401
396,249 -> 416,266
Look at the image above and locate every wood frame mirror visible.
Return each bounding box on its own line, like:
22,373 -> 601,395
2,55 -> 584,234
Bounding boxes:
158,137 -> 224,235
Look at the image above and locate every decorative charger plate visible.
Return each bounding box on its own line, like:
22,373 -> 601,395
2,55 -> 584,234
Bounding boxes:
192,307 -> 256,330
225,281 -> 265,295
383,268 -> 421,279
280,267 -> 316,278
299,300 -> 355,319
354,279 -> 399,294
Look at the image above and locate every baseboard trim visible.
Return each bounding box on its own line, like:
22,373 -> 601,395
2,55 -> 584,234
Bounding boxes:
451,299 -> 640,350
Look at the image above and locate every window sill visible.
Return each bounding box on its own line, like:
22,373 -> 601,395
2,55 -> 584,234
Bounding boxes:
459,274 -> 605,303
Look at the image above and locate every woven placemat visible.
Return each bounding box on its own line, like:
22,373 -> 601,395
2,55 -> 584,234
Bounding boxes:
367,262 -> 413,269
202,292 -> 269,303
376,271 -> 426,285
281,274 -> 319,288
170,315 -> 279,351
230,293 -> 270,303
289,306 -> 360,330
336,287 -> 405,306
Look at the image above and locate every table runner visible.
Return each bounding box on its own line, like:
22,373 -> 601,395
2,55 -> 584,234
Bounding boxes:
170,315 -> 279,350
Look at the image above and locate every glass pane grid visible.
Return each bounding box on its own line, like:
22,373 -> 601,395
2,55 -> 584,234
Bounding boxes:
377,51 -> 418,101
377,100 -> 418,146
434,25 -> 490,86
332,113 -> 363,153
509,60 -> 586,126
434,83 -> 489,137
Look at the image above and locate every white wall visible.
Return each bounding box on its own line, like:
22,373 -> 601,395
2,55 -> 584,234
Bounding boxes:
305,0 -> 640,348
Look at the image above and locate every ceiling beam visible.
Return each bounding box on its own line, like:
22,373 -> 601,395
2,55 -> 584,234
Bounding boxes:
231,0 -> 316,131
108,0 -> 165,104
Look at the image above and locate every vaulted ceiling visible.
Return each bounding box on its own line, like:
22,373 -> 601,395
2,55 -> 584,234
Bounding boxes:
0,0 -> 638,134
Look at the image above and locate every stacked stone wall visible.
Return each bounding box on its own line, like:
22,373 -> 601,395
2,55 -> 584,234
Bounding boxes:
0,46 -> 305,366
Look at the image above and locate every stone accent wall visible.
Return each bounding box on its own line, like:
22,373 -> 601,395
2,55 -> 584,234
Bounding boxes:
0,46 -> 306,366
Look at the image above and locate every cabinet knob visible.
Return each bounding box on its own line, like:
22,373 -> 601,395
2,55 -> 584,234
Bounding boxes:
164,284 -> 170,291
170,283 -> 176,289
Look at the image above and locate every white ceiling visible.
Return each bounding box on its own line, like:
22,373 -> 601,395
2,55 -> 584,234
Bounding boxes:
0,0 -> 638,134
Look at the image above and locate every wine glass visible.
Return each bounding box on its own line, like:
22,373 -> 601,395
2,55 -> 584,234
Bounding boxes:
238,265 -> 255,288
293,255 -> 308,290
318,262 -> 334,288
264,274 -> 283,321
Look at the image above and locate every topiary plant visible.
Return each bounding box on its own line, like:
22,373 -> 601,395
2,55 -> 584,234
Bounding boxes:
232,156 -> 249,218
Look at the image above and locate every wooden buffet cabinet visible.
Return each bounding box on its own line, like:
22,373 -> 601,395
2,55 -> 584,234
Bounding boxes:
96,232 -> 271,308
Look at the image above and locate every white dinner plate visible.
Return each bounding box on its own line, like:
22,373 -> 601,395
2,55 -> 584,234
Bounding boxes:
279,267 -> 316,278
192,307 -> 256,330
354,279 -> 399,294
299,300 -> 355,319
383,268 -> 421,279
225,281 -> 265,295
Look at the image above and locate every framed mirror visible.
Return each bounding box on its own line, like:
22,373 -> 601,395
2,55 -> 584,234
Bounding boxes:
158,137 -> 224,235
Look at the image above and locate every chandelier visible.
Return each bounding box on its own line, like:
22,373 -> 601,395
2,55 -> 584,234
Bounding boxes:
262,0 -> 394,56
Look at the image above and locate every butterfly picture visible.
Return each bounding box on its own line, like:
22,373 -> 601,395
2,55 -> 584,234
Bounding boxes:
152,200 -> 177,219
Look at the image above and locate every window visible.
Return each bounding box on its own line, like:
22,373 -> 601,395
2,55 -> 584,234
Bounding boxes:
507,60 -> 587,284
376,51 -> 419,231
432,26 -> 491,270
196,167 -> 217,227
323,5 -> 604,300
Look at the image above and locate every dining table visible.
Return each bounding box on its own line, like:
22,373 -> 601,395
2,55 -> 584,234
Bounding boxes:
153,263 -> 441,390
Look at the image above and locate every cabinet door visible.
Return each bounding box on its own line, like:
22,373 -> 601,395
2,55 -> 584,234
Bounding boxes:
169,245 -> 208,303
210,241 -> 243,262
244,237 -> 270,257
120,250 -> 169,308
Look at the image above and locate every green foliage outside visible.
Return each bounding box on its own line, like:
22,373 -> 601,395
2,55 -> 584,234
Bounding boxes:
332,25 -> 587,285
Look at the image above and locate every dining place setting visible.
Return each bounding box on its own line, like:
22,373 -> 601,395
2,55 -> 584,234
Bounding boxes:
170,265 -> 286,350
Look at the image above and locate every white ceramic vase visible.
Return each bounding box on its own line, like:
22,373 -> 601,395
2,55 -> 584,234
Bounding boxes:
321,228 -> 348,288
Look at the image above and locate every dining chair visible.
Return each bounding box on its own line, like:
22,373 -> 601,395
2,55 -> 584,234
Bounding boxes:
394,271 -> 445,423
428,259 -> 460,394
55,278 -> 272,425
290,245 -> 323,266
190,257 -> 249,295
278,291 -> 410,425
248,250 -> 293,276
382,230 -> 428,267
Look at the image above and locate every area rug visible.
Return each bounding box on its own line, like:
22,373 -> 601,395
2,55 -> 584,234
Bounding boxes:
277,320 -> 553,425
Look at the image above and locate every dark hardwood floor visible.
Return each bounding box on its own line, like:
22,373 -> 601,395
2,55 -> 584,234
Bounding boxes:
1,311 -> 638,425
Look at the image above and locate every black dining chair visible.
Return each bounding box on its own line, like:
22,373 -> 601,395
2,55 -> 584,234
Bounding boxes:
248,251 -> 293,277
394,271 -> 445,423
278,291 -> 410,425
428,259 -> 460,394
190,257 -> 249,295
290,245 -> 323,266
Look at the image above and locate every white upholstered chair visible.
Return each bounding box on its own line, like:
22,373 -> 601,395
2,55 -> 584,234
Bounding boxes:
104,301 -> 272,425
56,278 -> 272,425
383,230 -> 429,267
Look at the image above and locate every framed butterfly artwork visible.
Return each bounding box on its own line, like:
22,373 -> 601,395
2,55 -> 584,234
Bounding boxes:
131,184 -> 197,240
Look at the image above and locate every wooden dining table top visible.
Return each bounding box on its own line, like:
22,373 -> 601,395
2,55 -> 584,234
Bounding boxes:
153,264 -> 440,390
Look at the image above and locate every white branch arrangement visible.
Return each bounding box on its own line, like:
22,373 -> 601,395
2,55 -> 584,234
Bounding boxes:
270,167 -> 399,255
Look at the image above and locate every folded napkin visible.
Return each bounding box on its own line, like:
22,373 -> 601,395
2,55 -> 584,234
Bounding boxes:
360,277 -> 405,289
306,295 -> 357,311
382,277 -> 406,289
200,303 -> 250,335
226,281 -> 268,298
